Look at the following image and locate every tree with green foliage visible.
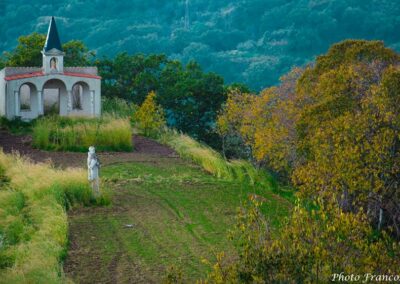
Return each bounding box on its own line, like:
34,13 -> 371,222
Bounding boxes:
63,40 -> 95,67
2,33 -> 45,67
0,57 -> 5,70
96,53 -> 167,103
1,32 -> 93,67
158,60 -> 225,145
96,54 -> 227,146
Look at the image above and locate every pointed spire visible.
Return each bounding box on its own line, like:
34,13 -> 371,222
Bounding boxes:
43,16 -> 63,52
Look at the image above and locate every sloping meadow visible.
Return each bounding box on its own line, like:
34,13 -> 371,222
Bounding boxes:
0,151 -> 100,283
32,115 -> 133,152
157,129 -> 290,199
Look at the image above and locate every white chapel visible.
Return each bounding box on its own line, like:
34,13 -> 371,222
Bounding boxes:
0,17 -> 101,120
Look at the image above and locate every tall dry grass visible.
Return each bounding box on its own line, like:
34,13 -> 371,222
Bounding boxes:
0,151 -> 106,283
158,129 -> 275,187
33,115 -> 133,152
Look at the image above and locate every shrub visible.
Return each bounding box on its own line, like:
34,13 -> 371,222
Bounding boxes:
133,91 -> 166,138
32,115 -> 133,152
0,117 -> 33,135
0,151 -> 103,283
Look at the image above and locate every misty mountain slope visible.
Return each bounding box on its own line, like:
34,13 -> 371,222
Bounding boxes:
1,0 -> 399,90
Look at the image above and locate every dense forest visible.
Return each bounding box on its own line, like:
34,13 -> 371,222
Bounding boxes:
1,0 -> 399,90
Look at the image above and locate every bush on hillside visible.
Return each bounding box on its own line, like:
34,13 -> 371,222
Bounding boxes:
32,115 -> 133,152
0,117 -> 33,135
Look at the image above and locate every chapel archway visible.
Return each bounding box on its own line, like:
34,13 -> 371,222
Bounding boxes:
19,83 -> 37,112
71,81 -> 91,114
17,82 -> 39,119
42,79 -> 67,115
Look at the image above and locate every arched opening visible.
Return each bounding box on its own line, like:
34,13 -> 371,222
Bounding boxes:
42,79 -> 67,115
71,82 -> 90,114
72,84 -> 83,110
18,83 -> 38,118
20,84 -> 32,111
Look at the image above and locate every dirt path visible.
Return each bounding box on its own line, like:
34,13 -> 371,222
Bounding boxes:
0,130 -> 178,168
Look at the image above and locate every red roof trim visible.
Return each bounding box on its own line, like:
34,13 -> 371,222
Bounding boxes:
5,71 -> 101,81
5,72 -> 43,81
63,72 -> 101,79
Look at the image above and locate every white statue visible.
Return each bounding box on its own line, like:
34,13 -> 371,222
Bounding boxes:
87,146 -> 100,196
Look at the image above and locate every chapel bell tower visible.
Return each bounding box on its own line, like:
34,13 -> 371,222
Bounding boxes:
42,16 -> 64,74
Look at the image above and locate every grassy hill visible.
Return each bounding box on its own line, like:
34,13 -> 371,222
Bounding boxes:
64,156 -> 291,282
0,119 -> 291,283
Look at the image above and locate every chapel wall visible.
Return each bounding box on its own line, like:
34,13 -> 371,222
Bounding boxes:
3,67 -> 42,76
64,67 -> 98,75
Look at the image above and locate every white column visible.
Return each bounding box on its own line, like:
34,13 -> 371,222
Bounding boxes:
67,90 -> 72,114
90,90 -> 95,116
37,91 -> 43,115
14,91 -> 19,117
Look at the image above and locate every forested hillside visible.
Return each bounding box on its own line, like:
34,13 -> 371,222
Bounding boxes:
1,0 -> 399,90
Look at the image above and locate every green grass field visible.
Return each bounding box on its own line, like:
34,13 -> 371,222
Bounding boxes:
65,157 -> 292,282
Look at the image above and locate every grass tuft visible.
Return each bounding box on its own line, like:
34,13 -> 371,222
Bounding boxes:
32,115 -> 133,152
158,129 -> 278,190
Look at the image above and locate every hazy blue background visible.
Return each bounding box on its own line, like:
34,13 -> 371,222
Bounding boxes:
1,0 -> 399,90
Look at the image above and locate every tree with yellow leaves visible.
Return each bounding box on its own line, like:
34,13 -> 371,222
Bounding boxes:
217,40 -> 400,236
216,89 -> 256,159
133,91 -> 166,137
204,197 -> 399,283
217,68 -> 303,177
294,41 -> 400,236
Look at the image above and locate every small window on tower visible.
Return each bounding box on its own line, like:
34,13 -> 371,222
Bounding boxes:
50,57 -> 57,70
